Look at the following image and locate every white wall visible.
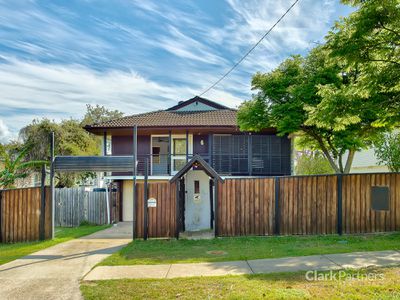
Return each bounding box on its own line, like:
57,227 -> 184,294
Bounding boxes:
122,180 -> 133,221
350,148 -> 389,173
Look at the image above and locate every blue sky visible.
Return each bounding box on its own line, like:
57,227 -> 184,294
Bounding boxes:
0,0 -> 353,142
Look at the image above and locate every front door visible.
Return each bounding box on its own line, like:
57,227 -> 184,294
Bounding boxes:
184,170 -> 211,231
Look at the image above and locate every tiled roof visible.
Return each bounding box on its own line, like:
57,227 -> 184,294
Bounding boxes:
86,109 -> 238,128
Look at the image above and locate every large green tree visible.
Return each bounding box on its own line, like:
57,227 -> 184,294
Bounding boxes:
238,0 -> 400,173
16,105 -> 123,187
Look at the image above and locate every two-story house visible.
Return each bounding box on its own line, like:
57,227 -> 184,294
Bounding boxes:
85,96 -> 291,232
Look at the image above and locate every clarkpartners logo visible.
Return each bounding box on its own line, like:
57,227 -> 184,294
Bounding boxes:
305,270 -> 384,281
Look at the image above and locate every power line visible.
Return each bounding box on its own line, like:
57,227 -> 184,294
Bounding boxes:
199,0 -> 300,96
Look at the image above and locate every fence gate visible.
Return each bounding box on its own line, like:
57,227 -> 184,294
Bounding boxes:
55,187 -> 120,227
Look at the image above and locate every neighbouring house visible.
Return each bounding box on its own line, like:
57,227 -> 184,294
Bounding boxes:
85,96 -> 291,232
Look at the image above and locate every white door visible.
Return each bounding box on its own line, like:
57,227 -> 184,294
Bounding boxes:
184,170 -> 211,231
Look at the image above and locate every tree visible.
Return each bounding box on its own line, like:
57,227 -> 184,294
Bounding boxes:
374,131 -> 400,172
81,104 -> 124,126
0,144 -> 46,189
326,0 -> 400,119
295,150 -> 334,175
238,0 -> 400,173
16,104 -> 124,187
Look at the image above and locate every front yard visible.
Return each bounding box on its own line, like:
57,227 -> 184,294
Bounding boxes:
100,232 -> 400,266
0,224 -> 110,265
81,266 -> 400,299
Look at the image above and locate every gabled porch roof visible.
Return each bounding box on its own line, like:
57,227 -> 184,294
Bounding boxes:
170,155 -> 224,183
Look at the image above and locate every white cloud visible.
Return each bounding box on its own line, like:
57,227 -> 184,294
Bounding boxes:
0,119 -> 11,143
0,57 -> 243,136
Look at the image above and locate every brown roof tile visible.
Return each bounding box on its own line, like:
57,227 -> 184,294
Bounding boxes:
86,109 -> 238,128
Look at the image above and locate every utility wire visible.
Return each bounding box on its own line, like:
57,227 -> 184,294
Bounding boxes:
199,0 -> 300,96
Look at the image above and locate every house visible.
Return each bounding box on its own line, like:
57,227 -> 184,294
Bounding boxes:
85,96 -> 291,232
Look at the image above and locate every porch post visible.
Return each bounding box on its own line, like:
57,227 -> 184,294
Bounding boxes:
208,133 -> 213,165
49,132 -> 55,239
132,125 -> 138,239
103,131 -> 107,156
186,130 -> 189,162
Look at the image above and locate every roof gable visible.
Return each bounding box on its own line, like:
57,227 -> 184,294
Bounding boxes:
170,155 -> 224,183
166,96 -> 229,112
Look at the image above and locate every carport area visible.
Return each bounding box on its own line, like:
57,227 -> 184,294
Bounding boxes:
0,222 -> 132,300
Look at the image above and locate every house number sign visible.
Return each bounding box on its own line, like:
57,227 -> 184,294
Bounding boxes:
147,198 -> 157,208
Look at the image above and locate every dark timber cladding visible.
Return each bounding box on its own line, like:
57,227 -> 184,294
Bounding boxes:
53,156 -> 135,172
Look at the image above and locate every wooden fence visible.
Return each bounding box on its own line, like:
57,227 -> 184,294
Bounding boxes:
135,181 -> 176,238
217,173 -> 400,237
0,187 -> 51,243
55,187 -> 120,227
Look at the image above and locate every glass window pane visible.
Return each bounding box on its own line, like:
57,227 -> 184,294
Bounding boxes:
174,139 -> 186,155
174,159 -> 186,171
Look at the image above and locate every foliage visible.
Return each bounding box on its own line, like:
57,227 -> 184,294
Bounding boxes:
16,105 -> 123,187
295,151 -> 334,175
238,0 -> 400,173
81,104 -> 124,126
374,131 -> 400,172
0,143 -> 47,189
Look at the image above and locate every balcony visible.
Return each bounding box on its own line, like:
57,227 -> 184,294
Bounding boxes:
131,152 -> 290,177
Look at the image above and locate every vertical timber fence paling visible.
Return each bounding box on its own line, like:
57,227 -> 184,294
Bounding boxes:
143,158 -> 149,240
132,125 -> 138,239
50,132 -> 55,239
39,165 -> 46,240
274,177 -> 280,235
337,174 -> 343,235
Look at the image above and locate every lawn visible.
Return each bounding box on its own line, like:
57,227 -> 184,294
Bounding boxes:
0,224 -> 110,265
100,233 -> 400,266
81,266 -> 400,299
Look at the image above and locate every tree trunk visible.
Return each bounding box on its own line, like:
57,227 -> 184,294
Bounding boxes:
344,150 -> 355,174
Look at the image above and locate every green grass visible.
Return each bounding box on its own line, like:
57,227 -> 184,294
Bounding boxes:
0,225 -> 110,265
100,233 -> 400,266
81,266 -> 400,299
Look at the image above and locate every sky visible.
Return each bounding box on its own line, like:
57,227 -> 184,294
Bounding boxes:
0,0 -> 354,142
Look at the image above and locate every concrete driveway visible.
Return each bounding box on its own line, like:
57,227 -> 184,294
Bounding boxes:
0,222 -> 132,300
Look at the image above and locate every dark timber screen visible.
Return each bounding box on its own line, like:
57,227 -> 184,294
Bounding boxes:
212,134 -> 291,176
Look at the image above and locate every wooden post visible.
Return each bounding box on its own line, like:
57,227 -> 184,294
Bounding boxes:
214,178 -> 219,237
39,165 -> 46,240
50,132 -> 55,239
175,181 -> 180,239
132,125 -> 137,239
274,177 -> 280,235
337,174 -> 343,235
143,158 -> 149,240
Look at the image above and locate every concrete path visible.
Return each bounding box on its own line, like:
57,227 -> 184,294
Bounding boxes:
0,222 -> 132,300
84,250 -> 400,281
